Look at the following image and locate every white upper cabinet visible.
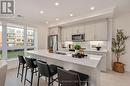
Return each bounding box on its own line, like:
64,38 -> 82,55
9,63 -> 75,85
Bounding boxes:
49,27 -> 59,35
78,25 -> 85,34
61,28 -> 66,42
61,27 -> 72,42
85,23 -> 95,40
66,27 -> 72,41
95,20 -> 107,40
60,19 -> 108,41
85,19 -> 107,41
72,25 -> 85,35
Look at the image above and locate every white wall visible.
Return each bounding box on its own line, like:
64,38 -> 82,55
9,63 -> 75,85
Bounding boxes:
37,25 -> 48,49
113,12 -> 130,72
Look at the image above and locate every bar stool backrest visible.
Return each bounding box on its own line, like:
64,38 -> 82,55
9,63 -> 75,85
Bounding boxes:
25,57 -> 36,68
37,60 -> 51,77
57,68 -> 81,86
18,55 -> 26,64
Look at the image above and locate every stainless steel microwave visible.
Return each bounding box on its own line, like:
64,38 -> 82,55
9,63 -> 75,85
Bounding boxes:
72,34 -> 85,42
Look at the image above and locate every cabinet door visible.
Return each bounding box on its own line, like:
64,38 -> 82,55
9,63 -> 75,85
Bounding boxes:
49,27 -> 58,35
49,28 -> 53,35
72,25 -> 78,35
61,27 -> 72,42
78,25 -> 85,34
85,23 -> 95,41
72,25 -> 84,34
95,20 -> 107,40
61,28 -> 65,42
66,27 -> 72,41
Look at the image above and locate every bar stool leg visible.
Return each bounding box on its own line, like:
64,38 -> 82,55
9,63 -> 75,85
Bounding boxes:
51,77 -> 53,86
48,77 -> 50,86
35,68 -> 37,76
30,68 -> 34,86
37,72 -> 40,86
17,63 -> 20,78
24,67 -> 28,85
21,64 -> 24,82
87,81 -> 89,86
58,83 -> 60,86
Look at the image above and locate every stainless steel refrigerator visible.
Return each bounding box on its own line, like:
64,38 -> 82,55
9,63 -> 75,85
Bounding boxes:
48,35 -> 58,52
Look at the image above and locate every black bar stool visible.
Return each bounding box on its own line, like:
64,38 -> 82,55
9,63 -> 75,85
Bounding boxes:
37,60 -> 62,86
17,55 -> 26,82
69,70 -> 89,86
24,57 -> 38,86
57,68 -> 81,86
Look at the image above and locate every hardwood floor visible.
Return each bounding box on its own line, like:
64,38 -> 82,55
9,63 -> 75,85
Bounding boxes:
5,69 -> 130,86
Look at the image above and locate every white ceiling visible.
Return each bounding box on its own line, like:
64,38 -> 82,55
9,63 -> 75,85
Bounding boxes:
1,0 -> 130,27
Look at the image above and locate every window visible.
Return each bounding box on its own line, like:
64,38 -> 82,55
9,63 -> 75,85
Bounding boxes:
7,26 -> 24,59
0,22 -> 36,59
27,29 -> 35,48
0,26 -> 2,48
7,49 -> 24,59
0,26 -> 2,59
7,27 -> 24,47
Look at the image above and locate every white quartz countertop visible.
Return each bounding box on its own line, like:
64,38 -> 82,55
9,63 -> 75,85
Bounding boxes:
85,49 -> 108,53
26,50 -> 102,68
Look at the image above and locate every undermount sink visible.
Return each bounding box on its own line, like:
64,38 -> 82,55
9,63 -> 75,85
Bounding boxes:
55,51 -> 67,55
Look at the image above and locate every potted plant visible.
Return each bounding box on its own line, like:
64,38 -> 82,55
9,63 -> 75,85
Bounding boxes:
74,44 -> 81,53
112,29 -> 129,73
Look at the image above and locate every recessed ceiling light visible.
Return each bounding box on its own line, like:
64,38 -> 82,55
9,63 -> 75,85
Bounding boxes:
40,10 -> 44,14
90,7 -> 95,10
70,13 -> 74,17
55,2 -> 60,6
56,18 -> 59,21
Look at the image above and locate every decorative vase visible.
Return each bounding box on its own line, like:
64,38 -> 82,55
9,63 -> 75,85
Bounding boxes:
75,50 -> 79,53
113,62 -> 125,73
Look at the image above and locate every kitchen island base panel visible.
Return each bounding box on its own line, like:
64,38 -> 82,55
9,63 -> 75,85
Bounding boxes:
0,60 -> 7,86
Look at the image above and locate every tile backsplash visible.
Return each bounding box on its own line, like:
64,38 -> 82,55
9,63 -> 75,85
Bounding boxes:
59,41 -> 108,50
89,41 -> 108,49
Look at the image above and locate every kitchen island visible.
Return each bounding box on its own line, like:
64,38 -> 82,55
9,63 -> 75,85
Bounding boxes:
0,60 -> 7,86
26,50 -> 102,86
